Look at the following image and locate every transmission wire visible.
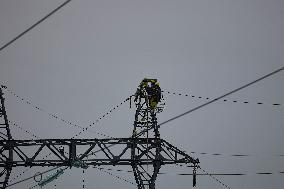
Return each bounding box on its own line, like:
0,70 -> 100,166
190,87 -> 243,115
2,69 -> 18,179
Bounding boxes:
82,169 -> 85,189
135,66 -> 284,137
72,97 -> 131,138
83,67 -> 284,157
198,165 -> 232,189
163,90 -> 282,107
0,0 -> 130,182
7,166 -> 62,188
4,85 -> 129,186
27,167 -> 69,189
1,85 -> 112,138
5,96 -> 131,188
0,0 -> 72,53
1,85 -> 131,139
96,167 -> 136,186
93,166 -> 284,176
7,98 -> 131,187
5,66 -> 284,187
8,161 -> 284,188
8,120 -> 41,183
8,120 -> 39,139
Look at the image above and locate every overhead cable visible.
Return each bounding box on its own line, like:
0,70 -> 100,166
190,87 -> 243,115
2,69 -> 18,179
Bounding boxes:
0,0 -> 71,53
136,67 -> 284,137
1,85 -> 130,138
163,90 -> 282,107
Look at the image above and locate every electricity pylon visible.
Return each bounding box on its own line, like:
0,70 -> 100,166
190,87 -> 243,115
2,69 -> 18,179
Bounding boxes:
0,79 -> 199,189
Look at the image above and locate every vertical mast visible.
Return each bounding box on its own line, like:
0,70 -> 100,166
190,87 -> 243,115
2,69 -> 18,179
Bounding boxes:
131,78 -> 164,189
132,78 -> 163,139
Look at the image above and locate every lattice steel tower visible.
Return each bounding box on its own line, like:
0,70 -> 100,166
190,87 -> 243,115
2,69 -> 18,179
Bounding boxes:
0,80 -> 199,189
131,78 -> 163,189
130,78 -> 198,189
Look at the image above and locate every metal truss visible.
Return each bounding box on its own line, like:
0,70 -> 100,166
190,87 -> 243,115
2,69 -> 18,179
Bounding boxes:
0,79 -> 200,189
0,138 -> 198,167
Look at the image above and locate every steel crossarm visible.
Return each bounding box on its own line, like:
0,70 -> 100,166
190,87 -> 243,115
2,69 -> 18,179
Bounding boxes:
0,138 -> 199,167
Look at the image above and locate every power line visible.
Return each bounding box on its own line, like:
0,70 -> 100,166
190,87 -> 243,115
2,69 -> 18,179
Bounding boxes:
0,0 -> 71,53
28,167 -> 69,189
9,136 -> 284,187
7,115 -> 283,188
92,167 -> 284,176
189,151 -> 284,158
2,88 -> 131,187
158,67 -> 283,127
163,90 -> 282,107
8,120 -> 40,183
8,120 -> 39,139
9,162 -> 284,188
4,65 -> 283,188
9,165 -> 131,188
7,167 -> 62,188
5,100 -> 130,187
96,167 -> 136,186
86,139 -> 284,159
72,97 -> 131,138
82,169 -> 86,189
3,100 -> 130,188
198,166 -> 232,189
175,164 -> 232,189
1,85 -> 130,138
8,152 -> 53,185
136,67 -> 284,137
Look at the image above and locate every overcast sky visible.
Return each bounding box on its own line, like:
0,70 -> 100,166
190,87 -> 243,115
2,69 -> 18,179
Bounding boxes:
0,0 -> 284,188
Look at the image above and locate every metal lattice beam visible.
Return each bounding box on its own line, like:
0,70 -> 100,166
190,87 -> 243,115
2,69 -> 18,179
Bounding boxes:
0,138 -> 199,167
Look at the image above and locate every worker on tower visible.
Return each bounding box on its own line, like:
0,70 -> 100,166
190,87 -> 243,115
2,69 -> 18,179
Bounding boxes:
134,78 -> 162,110
148,80 -> 161,110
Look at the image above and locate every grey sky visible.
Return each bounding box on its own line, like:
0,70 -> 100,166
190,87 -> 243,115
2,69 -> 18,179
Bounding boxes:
0,0 -> 284,188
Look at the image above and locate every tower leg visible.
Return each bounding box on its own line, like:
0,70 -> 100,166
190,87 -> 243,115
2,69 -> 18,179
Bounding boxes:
132,162 -> 161,189
131,137 -> 162,189
0,166 -> 11,189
